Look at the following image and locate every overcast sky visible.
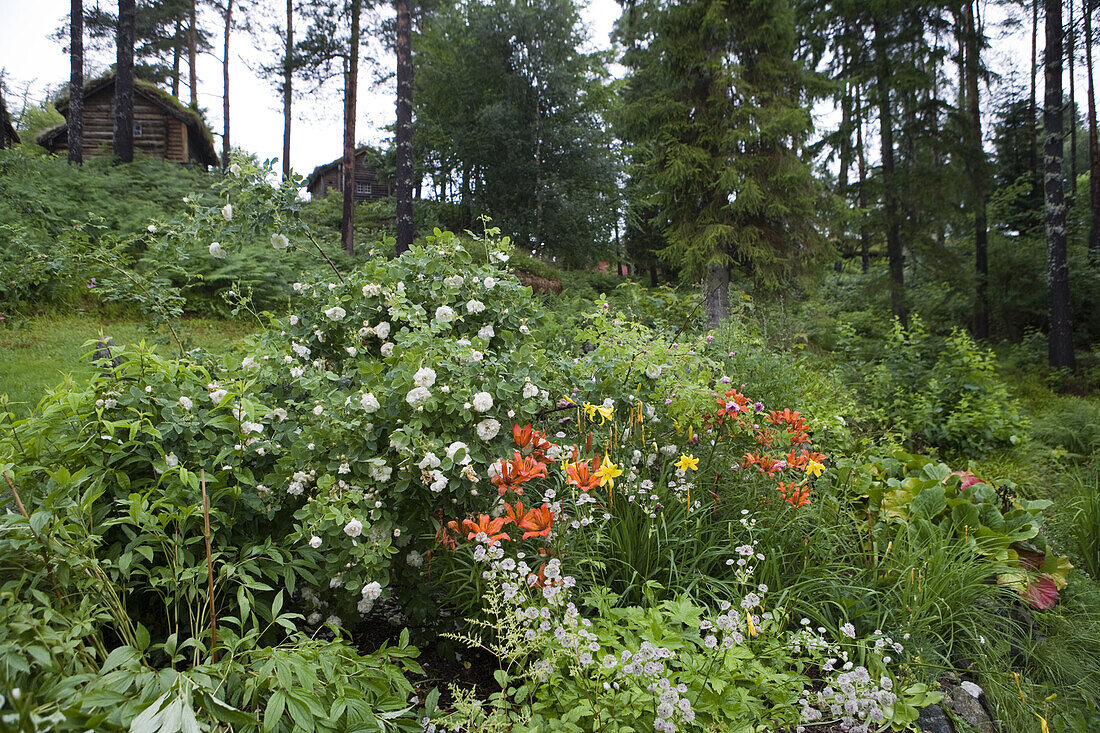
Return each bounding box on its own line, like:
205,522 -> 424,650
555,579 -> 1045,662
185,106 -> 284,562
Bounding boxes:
0,0 -> 621,176
0,1 -> 1073,177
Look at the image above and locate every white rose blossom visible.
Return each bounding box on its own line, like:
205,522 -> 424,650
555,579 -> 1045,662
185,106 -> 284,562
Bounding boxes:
228,162 -> 242,176
324,306 -> 346,321
381,342 -> 394,357
522,382 -> 539,399
178,396 -> 193,410
374,321 -> 391,338
446,441 -> 471,465
271,233 -> 289,249
435,305 -> 455,323
484,276 -> 496,289
406,386 -> 432,407
478,324 -> 495,341
343,519 -> 363,538
476,418 -> 501,441
466,299 -> 486,314
413,367 -> 437,387
208,241 -> 226,258
362,283 -> 382,297
360,393 -> 381,412
221,203 -> 233,221
471,391 -> 493,412
309,536 -> 322,549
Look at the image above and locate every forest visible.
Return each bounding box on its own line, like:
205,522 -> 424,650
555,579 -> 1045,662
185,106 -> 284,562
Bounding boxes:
2,1 -> 1100,732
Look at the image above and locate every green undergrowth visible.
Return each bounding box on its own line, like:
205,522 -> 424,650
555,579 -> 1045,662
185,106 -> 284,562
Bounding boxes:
0,312 -> 250,419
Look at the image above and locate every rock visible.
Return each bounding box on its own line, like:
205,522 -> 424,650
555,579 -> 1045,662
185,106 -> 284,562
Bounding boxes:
917,703 -> 953,733
947,684 -> 997,733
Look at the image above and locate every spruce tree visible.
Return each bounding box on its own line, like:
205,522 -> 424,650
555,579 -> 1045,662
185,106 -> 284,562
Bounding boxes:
617,0 -> 822,326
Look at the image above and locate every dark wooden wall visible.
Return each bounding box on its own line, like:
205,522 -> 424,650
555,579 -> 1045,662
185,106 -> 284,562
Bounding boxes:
309,159 -> 393,203
51,88 -> 188,162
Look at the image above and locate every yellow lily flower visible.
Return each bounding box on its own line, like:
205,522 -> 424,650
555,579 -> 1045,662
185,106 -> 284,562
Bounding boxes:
596,455 -> 622,488
583,402 -> 614,425
675,454 -> 699,472
804,459 -> 825,478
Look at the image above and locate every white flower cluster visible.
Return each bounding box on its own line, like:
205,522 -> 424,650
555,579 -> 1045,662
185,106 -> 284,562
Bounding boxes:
358,580 -> 382,613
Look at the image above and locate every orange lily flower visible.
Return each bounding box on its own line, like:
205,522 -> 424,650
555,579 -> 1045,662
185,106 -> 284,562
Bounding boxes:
461,514 -> 512,542
513,423 -> 552,459
492,451 -> 549,495
517,503 -> 553,540
776,482 -> 811,507
742,452 -> 780,477
565,457 -> 602,491
785,449 -> 826,470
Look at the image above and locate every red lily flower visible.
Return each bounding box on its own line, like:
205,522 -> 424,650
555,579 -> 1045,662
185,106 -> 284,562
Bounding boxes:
742,452 -> 780,477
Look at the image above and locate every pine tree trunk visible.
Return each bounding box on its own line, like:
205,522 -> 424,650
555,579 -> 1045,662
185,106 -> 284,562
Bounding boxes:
282,0 -> 293,180
964,0 -> 989,340
69,0 -> 84,165
189,0 -> 198,107
1071,0 -> 1079,190
342,0 -> 361,256
172,18 -> 182,98
875,18 -> 905,325
1086,0 -> 1100,261
704,263 -> 729,328
856,86 -> 870,274
115,0 -> 135,163
221,0 -> 232,170
1045,0 -> 1075,369
838,81 -> 851,269
1031,0 -> 1040,182
394,0 -> 414,254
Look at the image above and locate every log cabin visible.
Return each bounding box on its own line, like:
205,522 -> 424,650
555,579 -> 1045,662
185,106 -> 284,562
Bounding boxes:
36,74 -> 218,167
305,147 -> 394,203
0,88 -> 18,148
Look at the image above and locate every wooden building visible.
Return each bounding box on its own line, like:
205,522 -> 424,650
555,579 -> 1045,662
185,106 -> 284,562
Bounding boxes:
37,74 -> 218,167
0,88 -> 18,148
305,148 -> 393,203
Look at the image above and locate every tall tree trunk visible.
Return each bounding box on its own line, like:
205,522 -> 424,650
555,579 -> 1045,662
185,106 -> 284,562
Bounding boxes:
1071,0 -> 1079,190
963,0 -> 989,340
1032,0 -> 1040,182
221,0 -> 232,170
875,18 -> 906,325
69,0 -> 84,165
189,0 -> 198,107
394,0 -> 414,254
282,0 -> 293,180
172,18 -> 182,97
838,81 -> 852,270
342,0 -> 361,256
704,264 -> 729,329
1087,0 -> 1100,261
1045,0 -> 1075,369
857,85 -> 870,273
115,0 -> 135,163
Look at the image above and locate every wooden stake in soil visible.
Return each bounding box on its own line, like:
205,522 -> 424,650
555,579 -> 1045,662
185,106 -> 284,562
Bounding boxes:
201,469 -> 218,662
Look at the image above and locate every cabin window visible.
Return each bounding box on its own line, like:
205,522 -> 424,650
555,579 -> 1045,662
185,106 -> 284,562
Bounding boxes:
134,123 -> 143,137
356,183 -> 371,196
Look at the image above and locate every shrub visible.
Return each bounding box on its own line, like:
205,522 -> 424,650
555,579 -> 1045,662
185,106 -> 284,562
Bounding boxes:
852,317 -> 1026,456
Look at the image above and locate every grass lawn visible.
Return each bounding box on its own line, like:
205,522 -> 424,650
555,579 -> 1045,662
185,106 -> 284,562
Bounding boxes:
0,313 -> 251,419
